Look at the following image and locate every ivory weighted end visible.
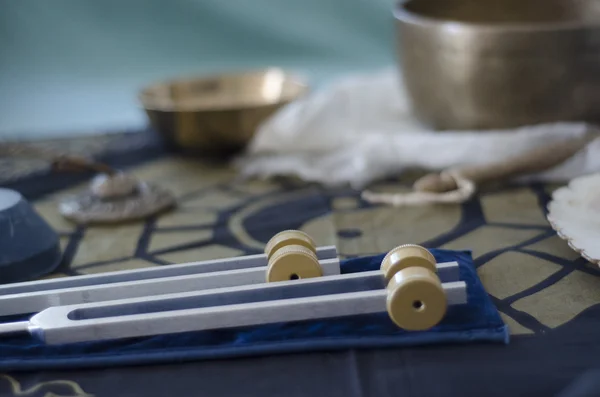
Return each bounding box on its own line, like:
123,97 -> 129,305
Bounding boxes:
381,245 -> 436,281
264,230 -> 317,260
386,267 -> 447,331
266,245 -> 322,282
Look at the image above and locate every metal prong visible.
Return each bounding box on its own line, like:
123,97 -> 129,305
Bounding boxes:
0,321 -> 30,336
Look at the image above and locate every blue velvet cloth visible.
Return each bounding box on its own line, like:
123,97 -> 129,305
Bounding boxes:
0,249 -> 508,371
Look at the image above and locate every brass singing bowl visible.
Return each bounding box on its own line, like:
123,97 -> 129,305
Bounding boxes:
395,0 -> 600,130
139,69 -> 308,155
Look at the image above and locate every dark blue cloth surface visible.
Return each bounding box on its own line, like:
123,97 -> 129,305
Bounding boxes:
0,249 -> 508,371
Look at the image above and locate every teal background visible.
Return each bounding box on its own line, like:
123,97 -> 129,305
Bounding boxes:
0,0 -> 396,138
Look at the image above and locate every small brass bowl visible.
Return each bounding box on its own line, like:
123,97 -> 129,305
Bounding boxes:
140,69 -> 308,155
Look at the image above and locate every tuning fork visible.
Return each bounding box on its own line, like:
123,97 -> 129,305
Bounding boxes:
0,231 -> 340,316
0,245 -> 467,345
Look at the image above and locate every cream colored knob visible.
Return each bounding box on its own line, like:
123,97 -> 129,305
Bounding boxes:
266,244 -> 322,282
264,230 -> 317,260
386,267 -> 447,331
381,244 -> 436,281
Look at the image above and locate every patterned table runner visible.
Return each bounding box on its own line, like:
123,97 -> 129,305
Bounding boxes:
2,133 -> 600,396
31,156 -> 600,337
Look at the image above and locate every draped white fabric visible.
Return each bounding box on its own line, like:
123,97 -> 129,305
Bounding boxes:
236,69 -> 600,188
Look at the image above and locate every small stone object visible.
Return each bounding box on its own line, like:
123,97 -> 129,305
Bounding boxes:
59,172 -> 176,224
90,173 -> 138,199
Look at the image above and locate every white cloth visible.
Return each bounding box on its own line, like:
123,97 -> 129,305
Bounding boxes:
235,68 -> 600,189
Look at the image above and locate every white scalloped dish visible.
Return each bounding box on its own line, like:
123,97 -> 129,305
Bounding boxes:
547,173 -> 600,265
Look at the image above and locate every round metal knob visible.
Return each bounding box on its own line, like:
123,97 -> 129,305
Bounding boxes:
380,244 -> 436,281
264,230 -> 317,260
266,244 -> 322,282
386,267 -> 447,331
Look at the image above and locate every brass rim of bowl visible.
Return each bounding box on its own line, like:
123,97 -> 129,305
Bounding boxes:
139,68 -> 308,112
394,0 -> 600,32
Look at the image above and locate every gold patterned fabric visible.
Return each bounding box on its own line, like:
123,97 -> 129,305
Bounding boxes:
30,157 -> 600,336
2,135 -> 600,396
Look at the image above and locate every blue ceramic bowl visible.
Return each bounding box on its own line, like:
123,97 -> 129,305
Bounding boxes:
0,188 -> 62,283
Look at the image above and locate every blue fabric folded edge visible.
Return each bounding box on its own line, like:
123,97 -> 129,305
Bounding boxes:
0,249 -> 508,371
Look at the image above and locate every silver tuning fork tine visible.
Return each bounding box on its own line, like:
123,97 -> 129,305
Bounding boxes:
0,260 -> 466,345
0,246 -> 340,317
0,246 -> 339,297
0,230 -> 337,317
0,229 -> 338,317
